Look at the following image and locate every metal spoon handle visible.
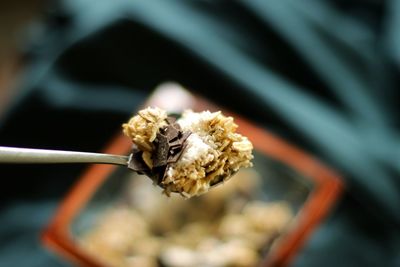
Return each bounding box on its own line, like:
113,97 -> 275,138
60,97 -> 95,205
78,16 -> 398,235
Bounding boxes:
0,146 -> 129,166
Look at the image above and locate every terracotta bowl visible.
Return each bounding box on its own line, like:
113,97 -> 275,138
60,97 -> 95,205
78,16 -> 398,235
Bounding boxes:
42,84 -> 343,267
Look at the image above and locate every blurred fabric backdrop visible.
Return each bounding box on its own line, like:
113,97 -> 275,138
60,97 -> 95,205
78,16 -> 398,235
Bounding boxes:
0,0 -> 400,266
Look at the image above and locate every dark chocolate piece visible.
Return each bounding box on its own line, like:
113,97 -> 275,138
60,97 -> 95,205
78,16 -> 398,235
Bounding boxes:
167,143 -> 188,163
164,125 -> 179,142
180,131 -> 191,143
169,140 -> 181,147
153,133 -> 170,167
154,166 -> 168,185
169,131 -> 191,147
127,145 -> 148,172
166,116 -> 176,124
171,122 -> 181,130
127,116 -> 192,188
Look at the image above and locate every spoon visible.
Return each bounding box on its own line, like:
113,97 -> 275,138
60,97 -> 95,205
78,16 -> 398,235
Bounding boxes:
0,146 -> 231,194
0,146 -> 129,165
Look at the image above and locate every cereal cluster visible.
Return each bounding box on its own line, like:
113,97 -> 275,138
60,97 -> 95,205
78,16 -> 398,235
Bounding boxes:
122,107 -> 168,152
164,110 -> 253,197
122,108 -> 253,198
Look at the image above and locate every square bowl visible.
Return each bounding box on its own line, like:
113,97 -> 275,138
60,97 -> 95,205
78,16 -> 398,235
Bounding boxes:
42,84 -> 343,267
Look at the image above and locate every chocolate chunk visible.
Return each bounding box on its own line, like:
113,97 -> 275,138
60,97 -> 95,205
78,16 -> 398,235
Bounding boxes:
169,146 -> 181,155
126,118 -> 193,190
164,125 -> 179,142
181,131 -> 191,142
171,122 -> 181,130
127,146 -> 150,172
167,143 -> 188,163
128,155 -> 149,172
152,126 -> 192,171
153,133 -> 170,167
169,139 -> 181,147
169,131 -> 191,147
154,166 -> 168,185
155,132 -> 168,144
166,116 -> 176,124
